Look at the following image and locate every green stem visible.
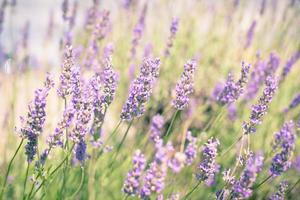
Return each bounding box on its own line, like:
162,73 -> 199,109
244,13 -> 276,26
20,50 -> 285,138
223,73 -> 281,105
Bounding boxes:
183,181 -> 201,200
252,175 -> 272,190
109,120 -> 134,169
165,110 -> 179,137
220,135 -> 243,157
22,162 -> 30,200
0,138 -> 24,200
287,177 -> 300,195
69,167 -> 85,199
202,106 -> 225,132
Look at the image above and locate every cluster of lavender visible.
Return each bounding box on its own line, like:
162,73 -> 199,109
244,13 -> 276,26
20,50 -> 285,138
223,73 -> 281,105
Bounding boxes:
243,75 -> 277,134
268,180 -> 289,200
172,59 -> 197,110
196,138 -> 220,186
122,150 -> 146,196
184,131 -> 198,166
231,153 -> 264,199
216,62 -> 250,105
244,53 -> 280,101
121,58 -> 160,121
19,73 -> 54,163
164,18 -> 179,57
270,121 -> 296,176
90,58 -> 119,137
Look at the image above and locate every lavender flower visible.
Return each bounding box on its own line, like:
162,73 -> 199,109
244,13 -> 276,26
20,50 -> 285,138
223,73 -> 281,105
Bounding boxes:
122,150 -> 146,196
172,59 -> 197,110
0,0 -> 7,34
70,70 -> 93,164
84,0 -> 100,30
58,45 -> 75,98
284,92 -> 300,112
244,53 -> 279,101
121,58 -> 160,121
168,152 -> 186,173
270,121 -> 296,176
244,20 -> 256,49
243,75 -> 277,134
93,10 -> 110,41
184,131 -> 198,165
164,18 -> 179,57
280,52 -> 300,82
90,58 -> 119,136
196,138 -> 220,185
268,181 -> 289,200
140,140 -> 170,198
130,4 -> 147,60
62,0 -> 69,21
150,114 -> 165,142
217,62 -> 250,105
20,73 -> 54,163
228,103 -> 237,121
47,107 -> 75,148
232,153 -> 264,199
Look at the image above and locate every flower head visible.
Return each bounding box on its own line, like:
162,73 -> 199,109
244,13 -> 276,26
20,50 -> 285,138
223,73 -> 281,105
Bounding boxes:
172,59 -> 197,110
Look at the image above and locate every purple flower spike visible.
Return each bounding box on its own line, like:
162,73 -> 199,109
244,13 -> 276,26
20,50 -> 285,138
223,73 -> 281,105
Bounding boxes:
150,114 -> 165,142
270,121 -> 296,176
164,17 -> 179,57
121,58 -> 160,121
123,150 -> 146,196
196,137 -> 220,186
217,62 -> 250,105
244,20 -> 256,49
284,92 -> 300,112
184,131 -> 198,166
268,181 -> 289,200
20,74 -> 54,163
232,153 -> 264,199
58,45 -> 75,99
280,52 -> 300,83
243,75 -> 277,134
172,59 -> 197,110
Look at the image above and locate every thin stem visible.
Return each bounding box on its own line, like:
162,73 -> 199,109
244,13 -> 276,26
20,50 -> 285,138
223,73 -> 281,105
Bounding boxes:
27,144 -> 75,199
69,167 -> 85,199
22,162 -> 30,200
97,120 -> 122,158
123,194 -> 129,200
202,106 -> 225,132
287,177 -> 300,194
165,110 -> 179,137
109,120 -> 134,169
220,135 -> 243,157
0,138 -> 24,200
252,175 -> 272,190
183,181 -> 201,200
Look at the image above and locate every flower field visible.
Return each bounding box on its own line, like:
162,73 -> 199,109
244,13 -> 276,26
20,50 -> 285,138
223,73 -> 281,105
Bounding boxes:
0,0 -> 300,199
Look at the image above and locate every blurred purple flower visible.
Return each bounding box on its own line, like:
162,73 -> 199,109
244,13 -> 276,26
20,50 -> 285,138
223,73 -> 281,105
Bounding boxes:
268,180 -> 289,200
150,114 -> 165,142
20,73 -> 54,163
243,75 -> 277,134
270,121 -> 296,176
123,150 -> 146,196
184,131 -> 198,165
232,153 -> 264,199
227,103 -> 237,121
172,59 -> 197,110
280,51 -> 300,83
196,137 -> 220,186
217,62 -> 250,105
244,20 -> 256,49
121,58 -> 160,121
164,17 -> 179,57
